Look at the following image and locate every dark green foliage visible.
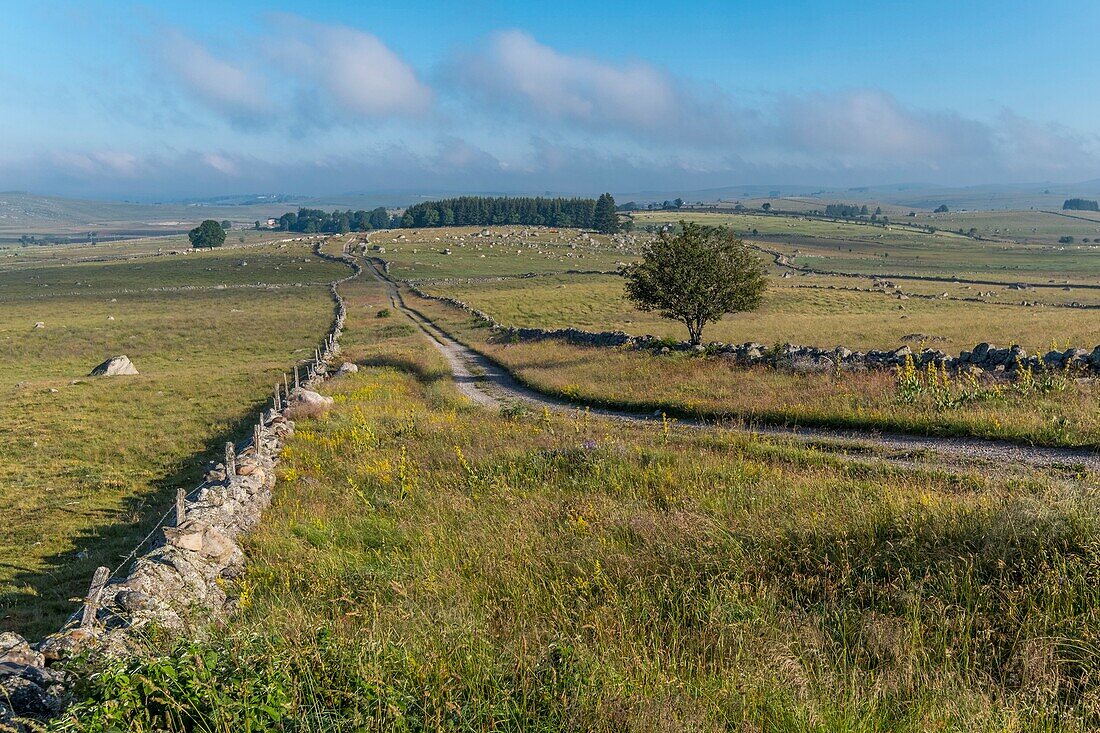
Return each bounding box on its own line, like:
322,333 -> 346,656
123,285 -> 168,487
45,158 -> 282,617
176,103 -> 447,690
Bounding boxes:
824,203 -> 867,218
592,193 -> 619,233
399,196 -> 599,229
276,207 -> 390,234
1063,198 -> 1099,211
187,219 -> 226,248
219,220 -> 231,230
58,640 -> 295,731
934,204 -> 950,213
1059,235 -> 1075,244
622,221 -> 768,345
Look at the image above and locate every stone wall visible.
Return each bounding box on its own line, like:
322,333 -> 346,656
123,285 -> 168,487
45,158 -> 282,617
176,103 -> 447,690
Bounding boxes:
0,239 -> 361,729
403,280 -> 1100,377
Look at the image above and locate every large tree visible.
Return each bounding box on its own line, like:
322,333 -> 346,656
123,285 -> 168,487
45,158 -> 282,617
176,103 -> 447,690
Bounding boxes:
622,222 -> 767,346
593,193 -> 619,234
188,219 -> 227,248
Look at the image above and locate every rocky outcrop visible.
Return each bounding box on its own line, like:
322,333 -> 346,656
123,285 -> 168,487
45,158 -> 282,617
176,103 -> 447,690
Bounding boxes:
0,238 -> 360,729
89,355 -> 138,376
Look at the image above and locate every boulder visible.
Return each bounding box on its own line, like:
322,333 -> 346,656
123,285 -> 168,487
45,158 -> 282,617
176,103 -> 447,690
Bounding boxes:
89,355 -> 138,377
0,634 -> 43,668
337,362 -> 359,375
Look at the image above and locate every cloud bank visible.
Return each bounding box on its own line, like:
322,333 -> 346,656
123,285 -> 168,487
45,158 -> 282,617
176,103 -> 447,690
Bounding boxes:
6,18 -> 1100,197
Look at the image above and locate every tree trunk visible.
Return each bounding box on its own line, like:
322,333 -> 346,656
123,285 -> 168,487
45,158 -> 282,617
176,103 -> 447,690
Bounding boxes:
686,320 -> 702,346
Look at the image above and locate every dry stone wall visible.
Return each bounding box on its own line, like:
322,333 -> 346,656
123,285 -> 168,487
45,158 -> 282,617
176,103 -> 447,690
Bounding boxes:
0,239 -> 360,730
403,278 -> 1100,377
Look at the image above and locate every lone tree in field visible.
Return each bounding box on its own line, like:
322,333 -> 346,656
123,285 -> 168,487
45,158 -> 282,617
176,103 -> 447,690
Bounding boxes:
188,219 -> 226,248
623,222 -> 767,346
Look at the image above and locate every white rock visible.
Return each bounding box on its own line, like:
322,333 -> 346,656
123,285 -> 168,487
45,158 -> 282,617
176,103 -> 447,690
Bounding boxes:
89,355 -> 139,376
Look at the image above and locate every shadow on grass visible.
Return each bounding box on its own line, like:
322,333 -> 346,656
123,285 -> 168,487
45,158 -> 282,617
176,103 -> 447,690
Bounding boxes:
0,399 -> 273,640
359,354 -> 449,386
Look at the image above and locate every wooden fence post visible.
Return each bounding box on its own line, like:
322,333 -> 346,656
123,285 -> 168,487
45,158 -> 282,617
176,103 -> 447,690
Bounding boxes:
294,365 -> 300,391
253,421 -> 263,457
225,442 -> 236,480
80,566 -> 110,629
175,487 -> 186,526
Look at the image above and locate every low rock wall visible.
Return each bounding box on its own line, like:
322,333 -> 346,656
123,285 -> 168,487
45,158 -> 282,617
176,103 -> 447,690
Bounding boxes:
404,282 -> 1100,377
0,239 -> 361,729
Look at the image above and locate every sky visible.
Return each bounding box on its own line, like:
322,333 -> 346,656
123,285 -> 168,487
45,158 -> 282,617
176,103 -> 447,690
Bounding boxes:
2,0 -> 1099,200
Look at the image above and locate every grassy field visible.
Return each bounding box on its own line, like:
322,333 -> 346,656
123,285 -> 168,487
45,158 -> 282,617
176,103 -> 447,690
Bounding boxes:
0,236 -> 347,637
370,224 -> 1098,446
425,273 -> 1100,352
59,267 -> 1100,731
632,211 -> 1100,284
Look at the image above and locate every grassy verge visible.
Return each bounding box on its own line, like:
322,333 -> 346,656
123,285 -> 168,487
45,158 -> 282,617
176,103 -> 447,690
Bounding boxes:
59,271 -> 1100,732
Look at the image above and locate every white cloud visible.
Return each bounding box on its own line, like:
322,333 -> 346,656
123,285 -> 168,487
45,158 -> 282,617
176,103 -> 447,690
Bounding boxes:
158,31 -> 272,122
51,150 -> 144,177
269,17 -> 433,121
994,110 -> 1100,173
775,89 -> 994,162
451,30 -> 741,144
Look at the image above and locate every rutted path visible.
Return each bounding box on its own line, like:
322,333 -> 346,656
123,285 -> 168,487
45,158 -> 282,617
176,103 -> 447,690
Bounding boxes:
363,256 -> 1100,475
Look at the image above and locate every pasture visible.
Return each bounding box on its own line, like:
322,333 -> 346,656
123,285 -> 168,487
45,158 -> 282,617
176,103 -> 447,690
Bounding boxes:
370,224 -> 1098,447
0,237 -> 347,636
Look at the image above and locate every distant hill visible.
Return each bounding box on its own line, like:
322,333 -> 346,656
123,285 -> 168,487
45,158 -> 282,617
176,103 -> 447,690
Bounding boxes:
0,192 -> 416,240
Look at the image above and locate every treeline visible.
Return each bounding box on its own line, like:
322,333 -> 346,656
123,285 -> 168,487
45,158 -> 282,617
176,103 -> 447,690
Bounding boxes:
824,203 -> 869,218
275,207 -> 393,234
400,194 -> 622,233
1063,198 -> 1099,211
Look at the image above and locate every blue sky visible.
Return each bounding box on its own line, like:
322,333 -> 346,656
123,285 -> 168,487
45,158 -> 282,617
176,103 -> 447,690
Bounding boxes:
1,0 -> 1099,199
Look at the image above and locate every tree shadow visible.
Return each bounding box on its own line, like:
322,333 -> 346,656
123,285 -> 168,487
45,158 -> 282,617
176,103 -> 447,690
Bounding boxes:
358,354 -> 448,386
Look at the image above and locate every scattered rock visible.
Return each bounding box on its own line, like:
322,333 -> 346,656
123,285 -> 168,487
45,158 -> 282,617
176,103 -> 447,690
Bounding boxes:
89,355 -> 138,377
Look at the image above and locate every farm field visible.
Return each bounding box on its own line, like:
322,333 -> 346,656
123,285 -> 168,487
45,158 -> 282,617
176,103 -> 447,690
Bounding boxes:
364,225 -> 1099,447
0,236 -> 347,637
60,260 -> 1100,731
425,273 -> 1099,352
633,211 -> 1100,284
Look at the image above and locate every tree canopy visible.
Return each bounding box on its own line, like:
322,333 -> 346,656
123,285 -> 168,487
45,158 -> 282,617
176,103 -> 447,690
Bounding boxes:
399,196 -> 603,229
188,219 -> 227,248
593,193 -> 619,233
276,207 -> 394,234
622,222 -> 768,346
1063,198 -> 1099,211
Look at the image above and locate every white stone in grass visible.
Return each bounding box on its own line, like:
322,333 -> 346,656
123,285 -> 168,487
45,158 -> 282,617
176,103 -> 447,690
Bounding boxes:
89,355 -> 139,377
